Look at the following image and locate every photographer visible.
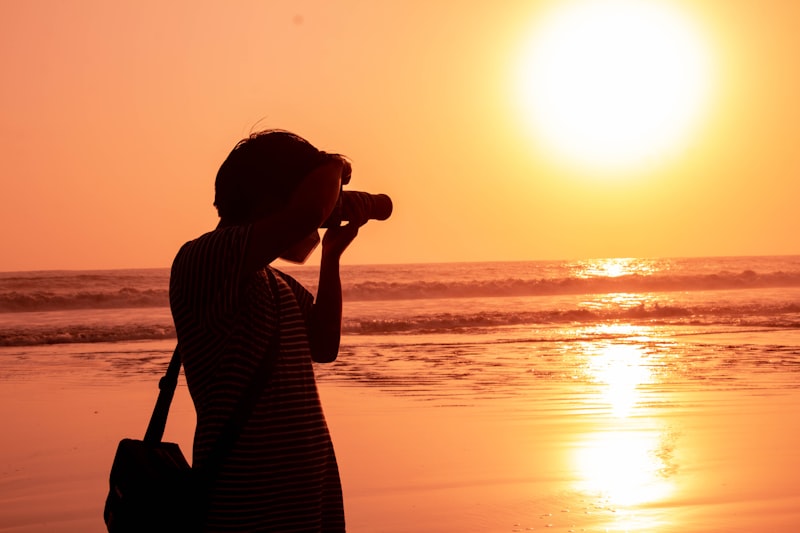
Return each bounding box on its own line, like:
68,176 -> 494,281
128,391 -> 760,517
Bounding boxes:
169,129 -> 383,531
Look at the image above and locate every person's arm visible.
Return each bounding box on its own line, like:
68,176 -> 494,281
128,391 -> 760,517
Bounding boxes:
240,159 -> 344,275
308,223 -> 359,362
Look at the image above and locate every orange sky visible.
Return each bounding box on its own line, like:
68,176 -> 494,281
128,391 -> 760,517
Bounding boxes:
1,0 -> 798,271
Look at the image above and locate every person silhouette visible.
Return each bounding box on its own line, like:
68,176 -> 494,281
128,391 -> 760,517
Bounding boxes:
170,130 -> 367,531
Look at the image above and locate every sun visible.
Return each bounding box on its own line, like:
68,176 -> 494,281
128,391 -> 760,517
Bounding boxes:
515,0 -> 715,174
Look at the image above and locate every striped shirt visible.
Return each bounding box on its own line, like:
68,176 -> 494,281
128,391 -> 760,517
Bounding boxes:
169,225 -> 345,532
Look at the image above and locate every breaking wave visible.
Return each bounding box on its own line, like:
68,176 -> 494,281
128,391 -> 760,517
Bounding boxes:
343,270 -> 800,301
0,323 -> 176,347
348,301 -> 800,334
3,301 -> 799,346
0,288 -> 168,312
2,269 -> 800,312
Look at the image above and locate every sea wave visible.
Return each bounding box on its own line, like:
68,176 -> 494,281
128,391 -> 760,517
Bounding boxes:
343,270 -> 800,301
3,301 -> 799,346
2,269 -> 800,312
0,288 -> 168,312
349,302 -> 800,334
0,324 -> 175,347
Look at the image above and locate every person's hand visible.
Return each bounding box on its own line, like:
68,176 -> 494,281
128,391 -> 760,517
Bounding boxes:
321,222 -> 360,260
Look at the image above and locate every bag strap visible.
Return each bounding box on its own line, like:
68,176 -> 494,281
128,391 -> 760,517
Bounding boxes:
143,346 -> 182,443
143,269 -> 284,469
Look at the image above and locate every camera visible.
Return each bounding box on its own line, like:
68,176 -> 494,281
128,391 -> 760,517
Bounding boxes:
322,190 -> 393,228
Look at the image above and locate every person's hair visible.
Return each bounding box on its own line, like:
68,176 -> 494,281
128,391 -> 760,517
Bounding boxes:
213,129 -> 328,223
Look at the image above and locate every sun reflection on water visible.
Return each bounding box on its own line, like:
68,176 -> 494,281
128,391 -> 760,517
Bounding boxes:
573,257 -> 661,278
586,342 -> 652,418
571,330 -> 677,520
574,429 -> 676,508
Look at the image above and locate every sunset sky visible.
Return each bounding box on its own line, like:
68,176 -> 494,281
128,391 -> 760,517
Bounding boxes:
1,0 -> 798,271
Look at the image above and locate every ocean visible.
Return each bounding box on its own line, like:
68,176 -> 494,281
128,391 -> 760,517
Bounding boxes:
1,255 -> 799,397
2,256 -> 800,532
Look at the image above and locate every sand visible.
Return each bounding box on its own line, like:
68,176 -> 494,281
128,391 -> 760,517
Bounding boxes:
1,345 -> 799,532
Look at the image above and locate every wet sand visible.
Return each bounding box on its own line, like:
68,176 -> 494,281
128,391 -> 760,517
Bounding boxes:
1,344 -> 799,532
330,385 -> 800,532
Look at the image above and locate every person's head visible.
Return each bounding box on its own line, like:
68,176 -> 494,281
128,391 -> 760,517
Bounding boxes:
214,129 -> 338,224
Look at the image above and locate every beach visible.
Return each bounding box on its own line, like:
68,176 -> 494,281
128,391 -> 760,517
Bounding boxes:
1,258 -> 799,531
2,332 -> 799,533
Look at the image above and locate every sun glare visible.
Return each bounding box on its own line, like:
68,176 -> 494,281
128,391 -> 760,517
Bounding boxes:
516,0 -> 715,174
